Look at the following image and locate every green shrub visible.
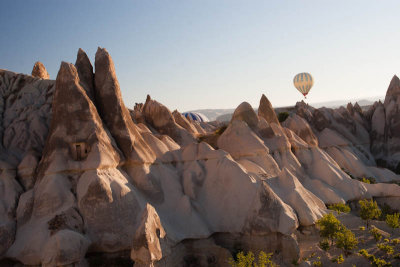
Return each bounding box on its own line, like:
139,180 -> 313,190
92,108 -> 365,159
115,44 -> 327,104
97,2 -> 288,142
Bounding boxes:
371,257 -> 392,267
328,203 -> 351,214
331,254 -> 344,264
335,228 -> 358,256
312,261 -> 322,267
359,199 -> 382,228
369,226 -> 383,242
228,251 -> 278,267
359,226 -> 366,231
319,239 -> 330,251
316,213 -> 344,245
380,203 -> 396,220
377,243 -> 394,255
278,112 -> 289,123
359,177 -> 376,184
386,213 -> 400,230
391,238 -> 400,245
358,249 -> 369,257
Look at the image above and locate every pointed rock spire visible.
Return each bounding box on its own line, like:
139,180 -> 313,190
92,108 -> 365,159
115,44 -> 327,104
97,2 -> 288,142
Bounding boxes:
94,47 -> 155,163
36,61 -> 122,178
31,61 -> 49,79
75,48 -> 94,100
384,75 -> 400,106
258,94 -> 279,125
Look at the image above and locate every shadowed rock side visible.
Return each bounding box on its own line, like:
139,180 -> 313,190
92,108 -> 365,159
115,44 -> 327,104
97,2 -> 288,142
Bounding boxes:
258,94 -> 280,125
75,48 -> 95,101
94,47 -> 156,165
31,61 -> 50,79
2,49 -> 400,266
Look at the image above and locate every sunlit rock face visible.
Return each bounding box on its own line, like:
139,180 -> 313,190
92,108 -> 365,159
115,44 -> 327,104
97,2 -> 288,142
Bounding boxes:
1,48 -> 400,266
31,62 -> 50,79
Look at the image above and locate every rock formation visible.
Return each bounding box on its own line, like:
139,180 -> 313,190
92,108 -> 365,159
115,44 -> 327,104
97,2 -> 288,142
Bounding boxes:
1,48 -> 400,266
258,94 -> 280,125
31,61 -> 50,79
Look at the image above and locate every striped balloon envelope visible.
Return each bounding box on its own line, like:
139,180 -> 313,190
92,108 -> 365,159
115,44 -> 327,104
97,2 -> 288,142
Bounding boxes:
293,72 -> 314,98
182,112 -> 209,122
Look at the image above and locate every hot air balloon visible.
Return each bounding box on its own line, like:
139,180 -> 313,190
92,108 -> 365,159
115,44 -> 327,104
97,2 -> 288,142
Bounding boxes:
182,112 -> 209,122
293,72 -> 313,98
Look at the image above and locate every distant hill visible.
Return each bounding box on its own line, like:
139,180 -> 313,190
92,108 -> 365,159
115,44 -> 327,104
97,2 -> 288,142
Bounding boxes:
186,96 -> 384,121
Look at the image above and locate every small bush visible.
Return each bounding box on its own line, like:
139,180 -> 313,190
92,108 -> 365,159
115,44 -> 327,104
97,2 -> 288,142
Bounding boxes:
316,213 -> 344,245
228,251 -> 278,267
328,203 -> 351,214
369,226 -> 383,242
359,177 -> 376,184
386,213 -> 400,230
391,238 -> 400,245
312,261 -> 322,267
319,239 -> 330,251
380,203 -> 396,220
335,228 -> 358,256
377,243 -> 394,255
359,199 -> 382,228
278,112 -> 289,123
371,257 -> 392,267
358,249 -> 369,257
331,254 -> 344,264
359,226 -> 366,231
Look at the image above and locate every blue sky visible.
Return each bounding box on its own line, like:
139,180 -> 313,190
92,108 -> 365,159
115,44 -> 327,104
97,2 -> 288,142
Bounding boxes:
1,0 -> 400,111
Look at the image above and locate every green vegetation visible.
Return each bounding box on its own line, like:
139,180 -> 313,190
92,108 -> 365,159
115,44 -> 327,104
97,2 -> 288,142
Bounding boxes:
316,213 -> 344,245
319,239 -> 330,251
391,238 -> 400,245
327,203 -> 351,214
358,249 -> 392,267
377,243 -> 394,255
359,226 -> 366,231
335,228 -> 358,256
385,213 -> 400,231
277,112 -> 289,123
369,226 -> 383,242
312,260 -> 322,267
331,254 -> 344,264
359,177 -> 376,184
371,258 -> 392,267
316,213 -> 358,257
359,199 -> 382,228
380,203 -> 397,221
228,251 -> 278,267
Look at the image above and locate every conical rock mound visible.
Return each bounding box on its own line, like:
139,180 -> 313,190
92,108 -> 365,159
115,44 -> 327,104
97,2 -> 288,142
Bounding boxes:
31,61 -> 49,79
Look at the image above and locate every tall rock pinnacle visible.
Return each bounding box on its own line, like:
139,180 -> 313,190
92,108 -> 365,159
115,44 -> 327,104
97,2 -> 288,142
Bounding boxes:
94,47 -> 155,163
75,48 -> 95,101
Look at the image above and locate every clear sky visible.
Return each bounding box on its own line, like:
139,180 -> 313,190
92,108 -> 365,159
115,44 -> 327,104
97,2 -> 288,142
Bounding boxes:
1,0 -> 400,111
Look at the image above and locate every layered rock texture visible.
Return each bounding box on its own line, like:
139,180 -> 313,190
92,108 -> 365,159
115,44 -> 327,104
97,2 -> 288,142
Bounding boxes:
1,48 -> 400,266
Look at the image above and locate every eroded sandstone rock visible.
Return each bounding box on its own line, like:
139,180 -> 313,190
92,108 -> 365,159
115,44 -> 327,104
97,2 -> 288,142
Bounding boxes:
31,62 -> 49,79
